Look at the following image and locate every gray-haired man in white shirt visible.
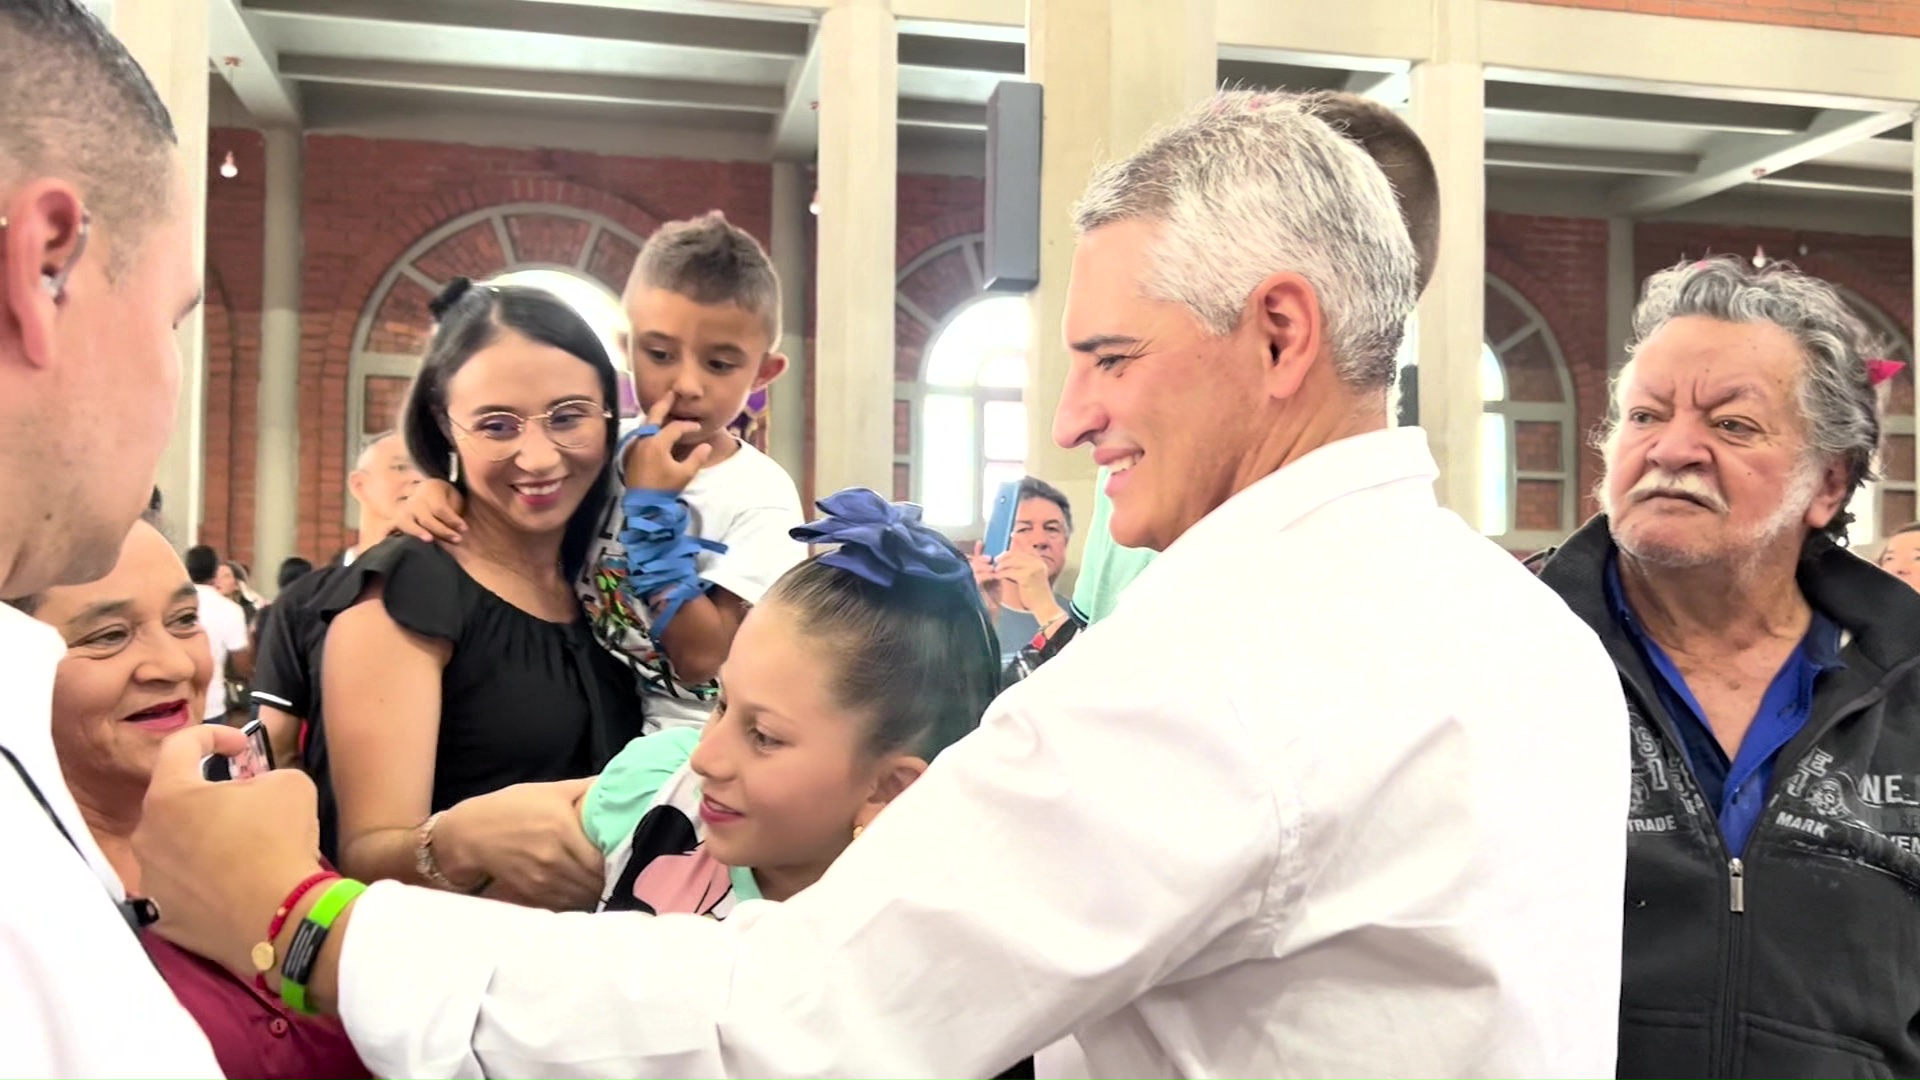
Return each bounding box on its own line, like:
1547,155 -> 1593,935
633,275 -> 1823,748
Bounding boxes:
0,2 -> 218,1075
140,90 -> 1630,1078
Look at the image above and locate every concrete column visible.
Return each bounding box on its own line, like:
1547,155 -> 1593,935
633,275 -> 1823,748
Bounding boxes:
768,160 -> 812,495
811,0 -> 896,500
111,0 -> 207,546
1025,0 -> 1216,558
1606,217 -> 1636,373
1410,0 -> 1486,530
253,127 -> 302,588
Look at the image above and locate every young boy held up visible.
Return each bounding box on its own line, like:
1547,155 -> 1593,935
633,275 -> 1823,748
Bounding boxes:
398,212 -> 806,731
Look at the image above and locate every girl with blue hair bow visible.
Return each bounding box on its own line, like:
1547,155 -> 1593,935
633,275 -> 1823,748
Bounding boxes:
575,489 -> 1003,921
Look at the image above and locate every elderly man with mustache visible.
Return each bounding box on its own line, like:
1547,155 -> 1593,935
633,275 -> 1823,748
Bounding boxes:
1536,255 -> 1920,1079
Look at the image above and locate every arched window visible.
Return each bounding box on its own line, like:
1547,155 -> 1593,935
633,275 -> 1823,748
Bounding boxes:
1397,276 -> 1579,546
350,204 -> 648,525
489,268 -> 636,417
914,294 -> 1031,530
892,233 -> 1032,536
1833,287 -> 1915,545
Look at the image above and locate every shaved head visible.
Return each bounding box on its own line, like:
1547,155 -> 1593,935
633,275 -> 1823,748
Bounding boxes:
356,430 -> 404,472
1305,92 -> 1439,295
0,0 -> 177,269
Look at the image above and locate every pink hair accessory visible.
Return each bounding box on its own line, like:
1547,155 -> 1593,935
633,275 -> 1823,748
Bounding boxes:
1867,358 -> 1905,387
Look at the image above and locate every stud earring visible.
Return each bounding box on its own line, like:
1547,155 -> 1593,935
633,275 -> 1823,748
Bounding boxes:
851,825 -> 865,841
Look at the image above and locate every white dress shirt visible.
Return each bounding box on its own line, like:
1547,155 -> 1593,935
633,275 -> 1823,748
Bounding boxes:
0,604 -> 221,1078
338,427 -> 1630,1078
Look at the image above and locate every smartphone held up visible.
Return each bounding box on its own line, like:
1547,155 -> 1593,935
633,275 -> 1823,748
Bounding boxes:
201,716 -> 275,782
982,480 -> 1020,560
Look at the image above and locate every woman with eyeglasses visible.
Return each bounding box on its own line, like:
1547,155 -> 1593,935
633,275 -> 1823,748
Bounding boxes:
307,279 -> 644,912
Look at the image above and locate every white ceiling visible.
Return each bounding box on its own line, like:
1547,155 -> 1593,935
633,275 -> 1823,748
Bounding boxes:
214,0 -> 1914,229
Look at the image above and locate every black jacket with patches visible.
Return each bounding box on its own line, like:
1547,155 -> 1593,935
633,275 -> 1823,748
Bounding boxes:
1539,517 -> 1920,1079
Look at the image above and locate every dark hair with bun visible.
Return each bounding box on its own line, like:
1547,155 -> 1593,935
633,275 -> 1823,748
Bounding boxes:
400,277 -> 619,579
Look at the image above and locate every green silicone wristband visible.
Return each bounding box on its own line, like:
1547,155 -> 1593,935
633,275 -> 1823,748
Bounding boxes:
279,877 -> 367,1015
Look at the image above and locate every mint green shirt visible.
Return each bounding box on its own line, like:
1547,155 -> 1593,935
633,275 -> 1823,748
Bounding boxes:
1071,469 -> 1158,625
582,728 -> 761,910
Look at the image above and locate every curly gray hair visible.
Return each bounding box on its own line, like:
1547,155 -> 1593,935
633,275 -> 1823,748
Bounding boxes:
1597,255 -> 1887,541
1073,90 -> 1418,389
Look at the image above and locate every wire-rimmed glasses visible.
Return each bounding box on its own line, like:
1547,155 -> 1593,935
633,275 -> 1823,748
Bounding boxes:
447,398 -> 612,461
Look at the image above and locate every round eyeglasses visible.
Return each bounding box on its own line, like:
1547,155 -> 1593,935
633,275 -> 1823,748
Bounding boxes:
448,399 -> 612,461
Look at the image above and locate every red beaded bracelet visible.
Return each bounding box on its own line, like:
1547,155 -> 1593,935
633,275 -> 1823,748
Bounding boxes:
253,871 -> 340,995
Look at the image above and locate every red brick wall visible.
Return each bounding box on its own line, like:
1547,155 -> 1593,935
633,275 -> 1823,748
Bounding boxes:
203,142 -> 1916,559
1633,223 -> 1913,333
203,139 -> 1004,561
1510,0 -> 1920,36
202,129 -> 267,567
291,137 -> 774,560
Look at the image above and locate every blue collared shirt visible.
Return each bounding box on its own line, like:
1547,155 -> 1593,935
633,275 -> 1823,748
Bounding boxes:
1606,557 -> 1844,856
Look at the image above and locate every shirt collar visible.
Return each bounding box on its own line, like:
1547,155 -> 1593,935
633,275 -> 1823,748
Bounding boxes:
0,601 -> 130,900
0,601 -> 69,698
1160,427 -> 1440,561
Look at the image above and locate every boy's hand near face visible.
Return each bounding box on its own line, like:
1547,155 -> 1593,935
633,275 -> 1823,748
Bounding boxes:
624,391 -> 712,494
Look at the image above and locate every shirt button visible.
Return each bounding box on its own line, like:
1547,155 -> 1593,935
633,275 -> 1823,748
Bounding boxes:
268,1017 -> 290,1038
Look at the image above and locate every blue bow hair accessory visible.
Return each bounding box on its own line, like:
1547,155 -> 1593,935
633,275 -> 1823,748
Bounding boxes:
791,488 -> 973,590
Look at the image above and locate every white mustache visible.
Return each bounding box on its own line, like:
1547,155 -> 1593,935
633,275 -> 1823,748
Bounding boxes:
1628,470 -> 1728,513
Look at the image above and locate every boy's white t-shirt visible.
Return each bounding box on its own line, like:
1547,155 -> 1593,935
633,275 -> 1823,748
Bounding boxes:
576,434 -> 806,731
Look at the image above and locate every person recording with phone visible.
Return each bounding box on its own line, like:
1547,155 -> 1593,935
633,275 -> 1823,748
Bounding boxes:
10,516 -> 367,1078
971,477 -> 1078,677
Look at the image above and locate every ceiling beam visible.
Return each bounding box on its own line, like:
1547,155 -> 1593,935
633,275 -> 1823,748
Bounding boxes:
279,55 -> 783,112
208,0 -> 300,125
1609,108 -> 1915,215
1214,59 -> 1350,93
1343,69 -> 1408,106
900,0 -> 1429,58
1483,0 -> 1920,111
1484,81 -> 1809,135
896,34 -> 1022,75
897,98 -> 986,131
1755,164 -> 1911,198
1486,142 -> 1699,177
247,0 -> 809,58
769,25 -> 825,159
890,0 -> 1022,33
528,0 -> 820,18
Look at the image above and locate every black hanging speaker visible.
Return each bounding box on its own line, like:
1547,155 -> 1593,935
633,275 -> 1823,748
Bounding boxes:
983,80 -> 1042,293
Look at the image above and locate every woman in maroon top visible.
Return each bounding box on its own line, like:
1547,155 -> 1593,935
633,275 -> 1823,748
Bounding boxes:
16,517 -> 367,1080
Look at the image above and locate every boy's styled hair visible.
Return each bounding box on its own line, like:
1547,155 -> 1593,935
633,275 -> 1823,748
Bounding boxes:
630,211 -> 782,347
